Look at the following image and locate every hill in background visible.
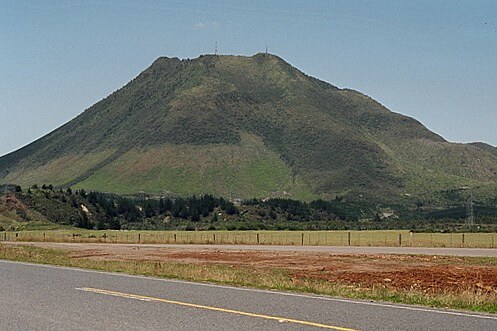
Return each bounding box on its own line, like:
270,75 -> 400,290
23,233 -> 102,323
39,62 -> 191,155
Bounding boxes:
1,53 -> 496,205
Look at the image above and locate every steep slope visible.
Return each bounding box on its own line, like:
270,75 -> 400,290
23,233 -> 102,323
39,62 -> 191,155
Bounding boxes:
1,53 -> 496,203
0,193 -> 65,230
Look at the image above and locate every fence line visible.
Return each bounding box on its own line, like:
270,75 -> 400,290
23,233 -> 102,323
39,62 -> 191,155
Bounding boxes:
0,231 -> 496,248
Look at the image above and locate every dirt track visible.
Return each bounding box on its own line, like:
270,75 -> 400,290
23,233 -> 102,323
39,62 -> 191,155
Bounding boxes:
5,242 -> 497,295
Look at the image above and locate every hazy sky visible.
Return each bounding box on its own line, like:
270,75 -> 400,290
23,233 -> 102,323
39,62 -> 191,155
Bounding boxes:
1,0 -> 496,156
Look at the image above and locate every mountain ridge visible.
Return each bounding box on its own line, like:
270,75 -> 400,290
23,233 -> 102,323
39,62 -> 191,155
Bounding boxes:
1,53 -> 496,204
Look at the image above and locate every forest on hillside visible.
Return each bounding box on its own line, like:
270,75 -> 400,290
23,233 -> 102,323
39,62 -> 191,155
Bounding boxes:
1,184 -> 496,232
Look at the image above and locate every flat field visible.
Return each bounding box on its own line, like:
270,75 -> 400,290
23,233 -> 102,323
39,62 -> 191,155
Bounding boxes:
2,241 -> 497,313
1,229 -> 496,248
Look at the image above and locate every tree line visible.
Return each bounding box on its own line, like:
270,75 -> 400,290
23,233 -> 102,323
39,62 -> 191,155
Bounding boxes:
7,184 -> 497,232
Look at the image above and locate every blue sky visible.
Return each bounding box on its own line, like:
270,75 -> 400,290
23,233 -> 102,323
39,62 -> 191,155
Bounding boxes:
1,0 -> 496,156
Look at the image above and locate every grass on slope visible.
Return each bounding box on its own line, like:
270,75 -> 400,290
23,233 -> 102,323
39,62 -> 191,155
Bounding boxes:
0,193 -> 71,231
0,213 -> 63,231
1,243 -> 496,314
387,139 -> 497,204
74,133 -> 316,200
4,150 -> 115,188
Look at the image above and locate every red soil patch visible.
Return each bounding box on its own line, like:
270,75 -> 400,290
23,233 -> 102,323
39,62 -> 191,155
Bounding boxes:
8,242 -> 497,295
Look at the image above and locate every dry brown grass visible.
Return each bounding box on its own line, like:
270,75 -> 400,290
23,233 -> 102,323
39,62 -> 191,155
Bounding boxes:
3,230 -> 496,248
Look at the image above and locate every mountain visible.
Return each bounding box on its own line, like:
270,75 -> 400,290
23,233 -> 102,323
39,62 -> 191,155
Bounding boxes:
1,53 -> 497,204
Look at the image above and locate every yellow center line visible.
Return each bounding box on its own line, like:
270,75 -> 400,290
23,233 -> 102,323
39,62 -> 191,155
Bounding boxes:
77,287 -> 359,331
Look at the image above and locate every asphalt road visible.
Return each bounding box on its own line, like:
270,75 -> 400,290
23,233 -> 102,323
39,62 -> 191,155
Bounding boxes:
1,260 -> 496,330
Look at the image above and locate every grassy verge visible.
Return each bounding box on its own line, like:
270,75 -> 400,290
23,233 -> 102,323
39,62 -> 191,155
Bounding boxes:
1,243 -> 496,314
4,229 -> 497,248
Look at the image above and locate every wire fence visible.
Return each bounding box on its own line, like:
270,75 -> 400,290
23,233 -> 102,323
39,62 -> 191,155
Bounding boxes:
0,230 -> 496,248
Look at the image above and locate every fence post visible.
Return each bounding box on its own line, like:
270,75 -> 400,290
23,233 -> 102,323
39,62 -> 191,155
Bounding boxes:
493,233 -> 495,248
213,234 -> 216,244
398,233 -> 402,247
138,233 -> 141,243
257,233 -> 260,244
301,233 -> 304,245
462,233 -> 465,247
409,232 -> 413,247
348,232 -> 351,246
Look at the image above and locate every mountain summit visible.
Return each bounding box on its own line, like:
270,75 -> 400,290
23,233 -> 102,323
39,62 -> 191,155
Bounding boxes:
1,53 -> 496,202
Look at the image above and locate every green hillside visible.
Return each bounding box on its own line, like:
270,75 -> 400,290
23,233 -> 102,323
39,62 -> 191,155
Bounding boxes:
0,192 -> 67,231
1,53 -> 496,204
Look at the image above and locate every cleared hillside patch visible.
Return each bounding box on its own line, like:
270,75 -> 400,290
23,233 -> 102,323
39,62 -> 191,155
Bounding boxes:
74,133 -> 315,199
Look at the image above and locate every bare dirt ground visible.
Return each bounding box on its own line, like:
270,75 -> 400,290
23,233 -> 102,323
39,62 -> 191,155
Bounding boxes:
6,242 -> 497,295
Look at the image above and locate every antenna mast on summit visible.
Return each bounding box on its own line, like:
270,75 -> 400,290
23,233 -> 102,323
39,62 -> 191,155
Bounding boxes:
215,41 -> 218,55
